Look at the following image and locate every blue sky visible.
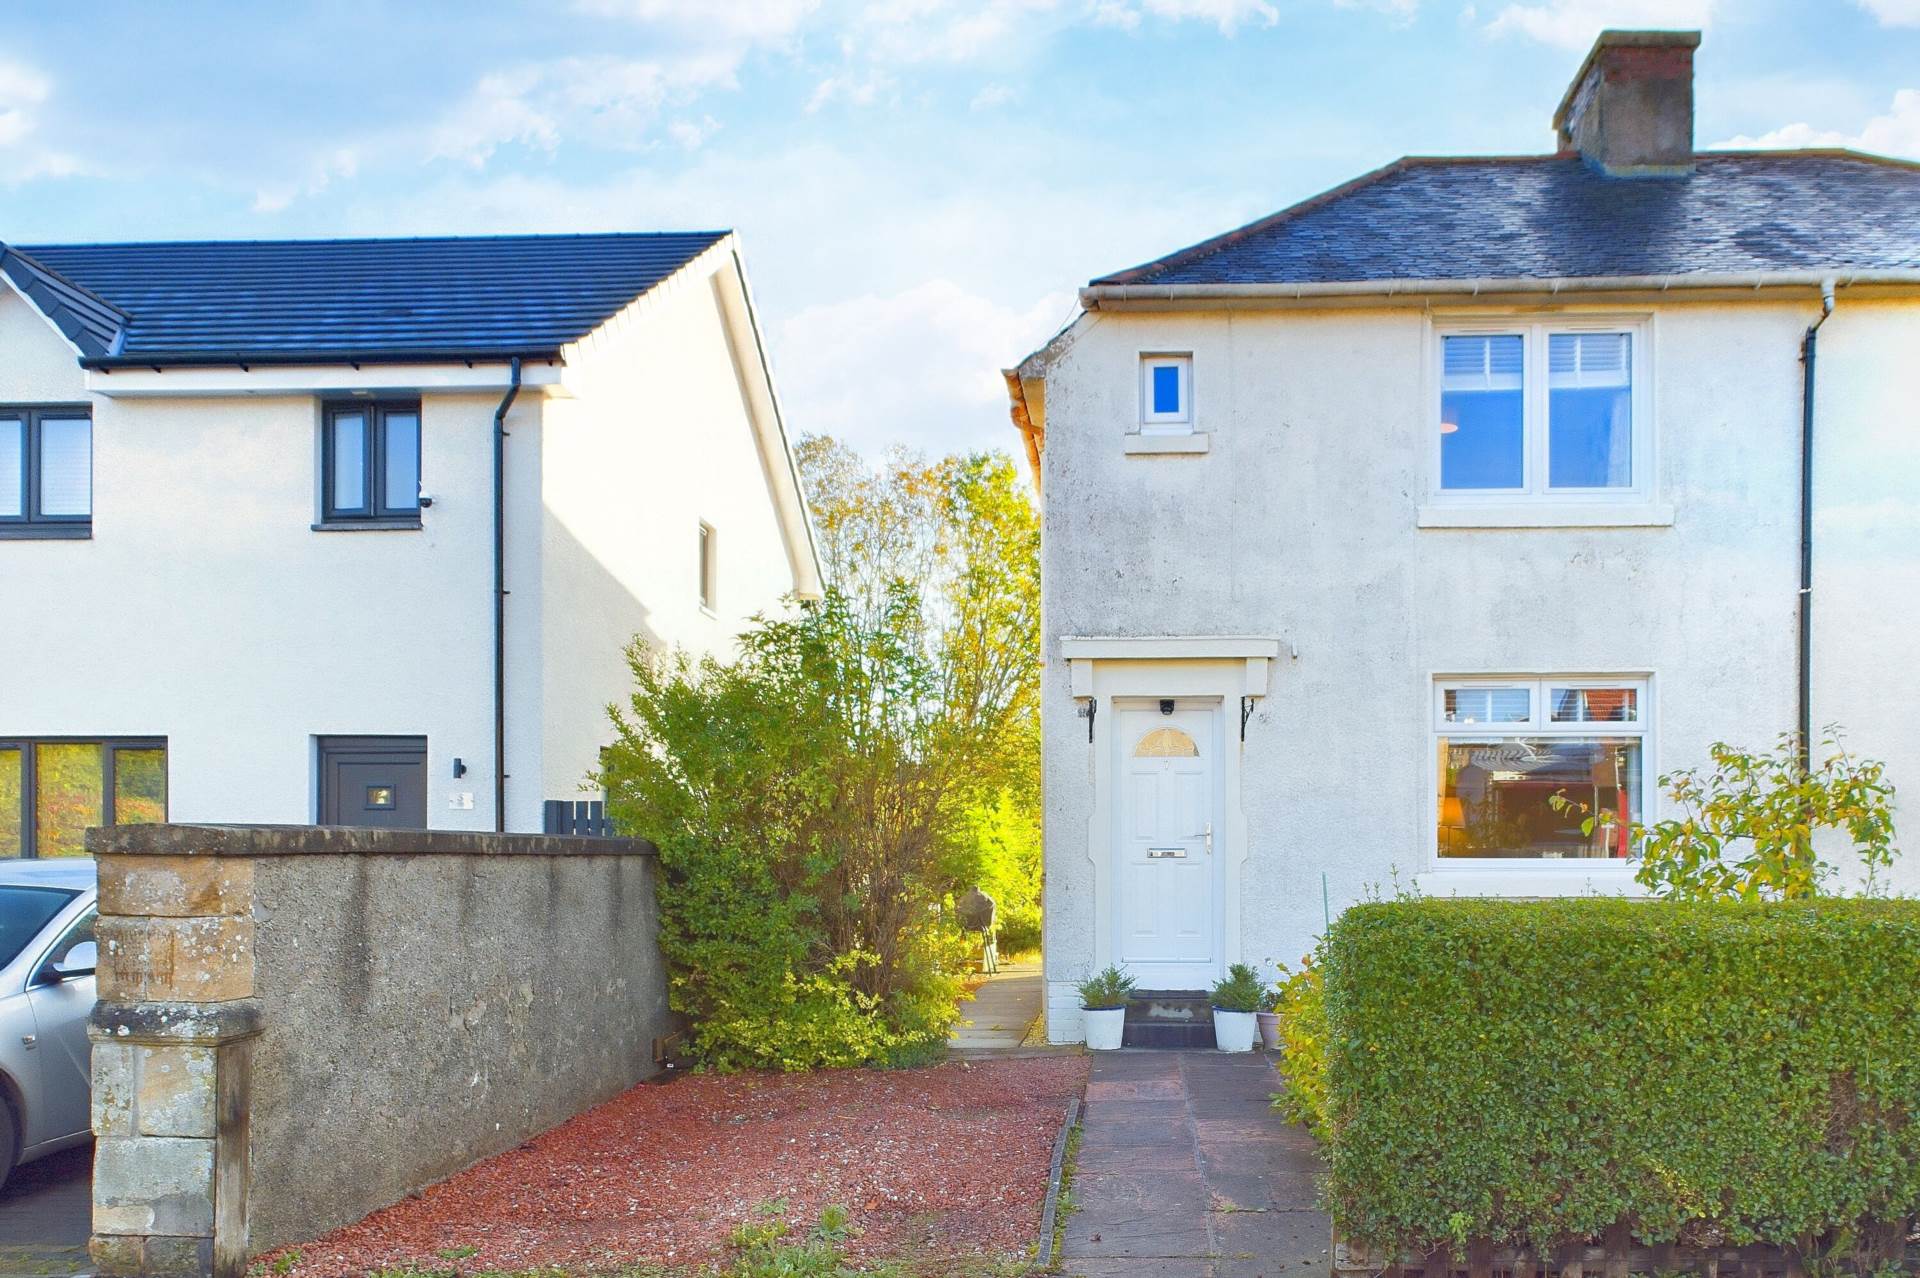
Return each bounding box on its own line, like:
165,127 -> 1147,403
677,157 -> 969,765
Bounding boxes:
2,0 -> 1916,457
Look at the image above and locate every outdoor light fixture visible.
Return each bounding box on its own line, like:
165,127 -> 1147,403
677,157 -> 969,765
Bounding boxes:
1159,699 -> 1175,716
452,757 -> 467,778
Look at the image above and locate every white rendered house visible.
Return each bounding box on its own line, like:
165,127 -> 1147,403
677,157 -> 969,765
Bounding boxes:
1,232 -> 820,852
1005,31 -> 1920,1041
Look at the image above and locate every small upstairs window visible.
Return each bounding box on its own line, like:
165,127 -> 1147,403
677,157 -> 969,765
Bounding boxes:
698,521 -> 716,611
322,401 -> 421,525
1140,354 -> 1192,432
0,407 -> 92,539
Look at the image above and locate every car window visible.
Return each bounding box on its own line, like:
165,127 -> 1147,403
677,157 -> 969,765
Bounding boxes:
0,886 -> 79,969
43,908 -> 96,968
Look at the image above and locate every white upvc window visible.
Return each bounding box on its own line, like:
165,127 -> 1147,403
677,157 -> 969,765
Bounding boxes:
1432,676 -> 1649,865
1139,354 -> 1192,433
1432,317 -> 1651,502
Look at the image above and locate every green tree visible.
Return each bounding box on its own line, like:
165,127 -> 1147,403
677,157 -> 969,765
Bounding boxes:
1552,728 -> 1898,901
797,437 -> 1043,950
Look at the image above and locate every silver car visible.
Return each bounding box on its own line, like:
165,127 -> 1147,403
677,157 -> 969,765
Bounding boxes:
0,858 -> 97,1189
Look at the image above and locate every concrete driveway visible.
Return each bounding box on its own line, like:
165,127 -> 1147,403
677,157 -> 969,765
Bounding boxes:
0,1144 -> 90,1277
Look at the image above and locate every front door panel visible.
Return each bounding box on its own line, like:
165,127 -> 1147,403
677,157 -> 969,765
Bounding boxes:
318,736 -> 428,827
1115,705 -> 1220,989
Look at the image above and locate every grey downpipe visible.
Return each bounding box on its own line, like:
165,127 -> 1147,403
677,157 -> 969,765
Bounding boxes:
493,356 -> 523,832
1797,282 -> 1836,772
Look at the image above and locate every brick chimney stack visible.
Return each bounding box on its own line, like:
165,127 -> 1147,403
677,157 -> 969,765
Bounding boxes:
1553,30 -> 1701,176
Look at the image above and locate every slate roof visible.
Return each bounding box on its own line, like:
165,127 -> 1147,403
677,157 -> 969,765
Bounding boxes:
1094,152 -> 1920,288
0,231 -> 729,365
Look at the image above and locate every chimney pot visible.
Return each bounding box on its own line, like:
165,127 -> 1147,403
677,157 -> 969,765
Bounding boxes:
1553,29 -> 1700,176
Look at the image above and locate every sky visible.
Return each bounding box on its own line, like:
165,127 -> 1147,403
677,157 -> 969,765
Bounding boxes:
1,0 -> 1916,460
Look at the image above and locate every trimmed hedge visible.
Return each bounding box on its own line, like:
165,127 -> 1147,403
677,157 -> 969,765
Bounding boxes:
1324,897 -> 1920,1258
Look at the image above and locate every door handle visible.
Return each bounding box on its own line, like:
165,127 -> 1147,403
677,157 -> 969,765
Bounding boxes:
1188,822 -> 1213,854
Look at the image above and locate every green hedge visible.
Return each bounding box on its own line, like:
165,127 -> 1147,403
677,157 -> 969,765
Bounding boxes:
1323,897 -> 1920,1258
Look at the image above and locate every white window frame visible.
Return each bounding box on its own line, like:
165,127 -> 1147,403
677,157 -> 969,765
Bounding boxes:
1428,315 -> 1653,504
1430,674 -> 1652,870
1139,353 -> 1193,434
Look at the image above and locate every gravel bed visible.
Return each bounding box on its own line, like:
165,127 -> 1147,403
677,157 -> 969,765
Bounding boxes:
273,1054 -> 1088,1275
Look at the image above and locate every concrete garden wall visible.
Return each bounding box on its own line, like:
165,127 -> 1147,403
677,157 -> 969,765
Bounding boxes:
86,824 -> 671,1278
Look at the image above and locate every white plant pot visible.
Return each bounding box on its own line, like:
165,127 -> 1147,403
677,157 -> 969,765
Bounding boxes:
1213,1009 -> 1257,1053
1084,1006 -> 1127,1050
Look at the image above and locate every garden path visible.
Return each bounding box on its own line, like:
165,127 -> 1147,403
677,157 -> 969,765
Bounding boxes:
949,957 -> 1044,1053
1060,1049 -> 1330,1278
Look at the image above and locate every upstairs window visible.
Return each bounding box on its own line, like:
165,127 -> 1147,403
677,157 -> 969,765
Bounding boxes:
323,401 -> 421,524
0,407 -> 91,538
1437,322 -> 1645,499
1139,354 -> 1192,432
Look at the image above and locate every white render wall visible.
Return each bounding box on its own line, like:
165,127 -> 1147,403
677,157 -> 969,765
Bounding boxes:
0,289 -> 523,828
538,252 -> 802,807
1036,297 -> 1920,1036
2,265 -> 808,835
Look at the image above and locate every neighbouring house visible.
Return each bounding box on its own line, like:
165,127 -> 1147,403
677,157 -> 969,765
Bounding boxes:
1005,30 -> 1920,1041
1,232 -> 821,852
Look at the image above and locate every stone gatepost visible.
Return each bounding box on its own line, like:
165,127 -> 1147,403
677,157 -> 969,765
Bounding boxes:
89,853 -> 259,1278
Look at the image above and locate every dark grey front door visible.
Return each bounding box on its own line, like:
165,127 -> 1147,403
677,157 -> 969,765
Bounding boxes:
318,736 -> 427,827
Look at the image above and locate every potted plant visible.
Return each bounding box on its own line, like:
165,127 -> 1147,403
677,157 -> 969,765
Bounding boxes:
1210,963 -> 1264,1052
1256,981 -> 1283,1051
1078,965 -> 1135,1050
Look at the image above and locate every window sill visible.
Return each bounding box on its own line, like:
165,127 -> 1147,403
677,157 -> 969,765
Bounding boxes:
0,524 -> 92,540
1413,864 -> 1647,899
1417,502 -> 1674,529
1123,433 -> 1209,456
311,518 -> 423,532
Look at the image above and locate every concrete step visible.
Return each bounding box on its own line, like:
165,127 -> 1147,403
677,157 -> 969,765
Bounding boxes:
1122,991 -> 1216,1048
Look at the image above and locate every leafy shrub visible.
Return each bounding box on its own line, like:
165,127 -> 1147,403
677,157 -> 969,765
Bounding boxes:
603,591 -> 971,1072
1551,728 -> 1898,901
1270,953 -> 1329,1141
1323,897 -> 1920,1267
1077,965 -> 1136,1009
1210,962 -> 1265,1013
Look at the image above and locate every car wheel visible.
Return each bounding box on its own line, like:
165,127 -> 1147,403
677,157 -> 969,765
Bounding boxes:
0,1097 -> 15,1193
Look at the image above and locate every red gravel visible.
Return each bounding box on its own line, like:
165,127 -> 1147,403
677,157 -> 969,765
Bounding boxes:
275,1055 -> 1087,1275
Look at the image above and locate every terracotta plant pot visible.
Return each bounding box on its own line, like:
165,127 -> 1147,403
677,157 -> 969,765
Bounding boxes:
1084,1006 -> 1126,1050
1256,1010 -> 1281,1050
1213,1009 -> 1257,1052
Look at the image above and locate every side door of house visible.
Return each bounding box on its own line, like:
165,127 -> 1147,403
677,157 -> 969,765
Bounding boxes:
317,736 -> 428,827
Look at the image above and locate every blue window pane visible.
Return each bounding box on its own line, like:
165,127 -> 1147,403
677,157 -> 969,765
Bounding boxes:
332,414 -> 366,511
383,413 -> 420,511
1549,333 -> 1632,488
0,418 -> 21,518
1152,364 -> 1181,415
1440,388 -> 1524,489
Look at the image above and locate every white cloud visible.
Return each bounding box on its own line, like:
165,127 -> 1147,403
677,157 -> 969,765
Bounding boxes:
429,53 -> 740,167
807,69 -> 897,111
0,55 -> 79,181
571,0 -> 822,41
667,114 -> 723,149
1086,0 -> 1279,33
969,83 -> 1016,111
1713,89 -> 1920,160
773,281 -> 1074,453
1486,0 -> 1714,50
1856,0 -> 1920,25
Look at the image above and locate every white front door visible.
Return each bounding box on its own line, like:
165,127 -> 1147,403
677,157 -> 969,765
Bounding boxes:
1114,702 -> 1222,990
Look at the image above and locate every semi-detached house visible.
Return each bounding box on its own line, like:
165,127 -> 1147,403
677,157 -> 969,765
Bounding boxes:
1,232 -> 821,852
1006,30 -> 1920,1042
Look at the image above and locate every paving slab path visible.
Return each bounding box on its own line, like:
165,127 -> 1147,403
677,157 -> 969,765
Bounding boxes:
0,1143 -> 90,1278
1060,1050 -> 1331,1278
949,958 -> 1043,1054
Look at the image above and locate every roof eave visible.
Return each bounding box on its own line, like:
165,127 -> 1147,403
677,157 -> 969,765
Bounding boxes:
1080,270 -> 1920,309
80,348 -> 567,371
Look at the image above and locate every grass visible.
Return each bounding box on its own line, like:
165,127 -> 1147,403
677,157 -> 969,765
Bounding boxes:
1047,1121 -> 1085,1266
